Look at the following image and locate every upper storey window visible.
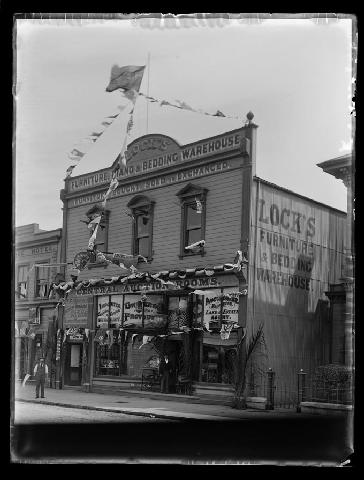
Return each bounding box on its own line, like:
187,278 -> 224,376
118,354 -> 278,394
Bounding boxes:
17,264 -> 29,298
176,183 -> 208,258
35,263 -> 50,298
127,195 -> 155,261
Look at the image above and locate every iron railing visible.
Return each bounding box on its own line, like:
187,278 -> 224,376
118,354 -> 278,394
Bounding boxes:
246,368 -> 353,411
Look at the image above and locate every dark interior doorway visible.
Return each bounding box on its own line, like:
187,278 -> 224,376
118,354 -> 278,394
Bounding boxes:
64,342 -> 83,386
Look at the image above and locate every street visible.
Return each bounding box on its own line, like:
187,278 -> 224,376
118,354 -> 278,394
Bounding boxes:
11,403 -> 352,465
14,401 -> 174,424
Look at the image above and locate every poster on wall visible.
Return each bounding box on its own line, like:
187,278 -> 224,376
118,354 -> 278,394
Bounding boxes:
110,295 -> 123,328
63,292 -> 91,328
203,289 -> 222,330
97,295 -> 110,328
123,295 -> 143,328
203,288 -> 240,330
221,287 -> 239,324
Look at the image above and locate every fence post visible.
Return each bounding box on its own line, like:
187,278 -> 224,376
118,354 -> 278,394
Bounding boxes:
266,367 -> 275,410
296,369 -> 307,413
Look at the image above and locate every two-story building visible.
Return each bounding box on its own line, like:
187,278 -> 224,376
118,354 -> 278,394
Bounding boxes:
14,224 -> 62,385
53,113 -> 346,403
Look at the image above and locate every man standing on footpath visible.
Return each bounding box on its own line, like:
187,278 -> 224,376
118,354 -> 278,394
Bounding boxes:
160,354 -> 173,393
33,356 -> 48,399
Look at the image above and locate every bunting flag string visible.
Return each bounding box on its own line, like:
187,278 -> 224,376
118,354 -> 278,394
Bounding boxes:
51,250 -> 245,296
101,177 -> 119,209
138,92 -> 243,121
65,102 -> 131,179
66,64 -> 146,179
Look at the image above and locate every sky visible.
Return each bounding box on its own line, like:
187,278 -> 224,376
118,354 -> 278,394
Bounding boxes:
15,15 -> 354,231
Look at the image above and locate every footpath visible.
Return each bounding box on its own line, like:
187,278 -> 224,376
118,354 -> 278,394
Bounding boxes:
14,383 -> 309,421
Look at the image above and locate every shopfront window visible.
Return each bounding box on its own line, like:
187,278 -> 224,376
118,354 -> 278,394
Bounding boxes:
94,293 -> 168,377
201,345 -> 235,384
123,294 -> 166,329
168,296 -> 189,330
96,295 -> 123,329
95,341 -> 120,376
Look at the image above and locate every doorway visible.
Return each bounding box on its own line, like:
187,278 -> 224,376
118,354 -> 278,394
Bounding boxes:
64,342 -> 83,386
165,339 -> 182,393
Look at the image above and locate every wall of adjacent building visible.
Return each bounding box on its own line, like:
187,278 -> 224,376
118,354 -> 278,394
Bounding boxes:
247,178 -> 346,389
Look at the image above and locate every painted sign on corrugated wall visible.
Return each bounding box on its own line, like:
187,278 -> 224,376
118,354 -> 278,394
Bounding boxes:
248,179 -> 346,388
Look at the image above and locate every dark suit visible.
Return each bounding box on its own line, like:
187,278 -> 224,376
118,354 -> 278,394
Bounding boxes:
34,361 -> 47,398
160,358 -> 173,393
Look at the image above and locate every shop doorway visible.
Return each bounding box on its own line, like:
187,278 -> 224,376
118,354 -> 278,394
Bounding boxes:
64,342 -> 83,386
164,339 -> 182,393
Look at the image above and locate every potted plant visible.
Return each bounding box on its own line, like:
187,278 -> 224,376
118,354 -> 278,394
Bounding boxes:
228,323 -> 265,409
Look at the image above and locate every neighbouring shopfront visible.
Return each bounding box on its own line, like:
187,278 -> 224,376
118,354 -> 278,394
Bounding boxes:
14,224 -> 62,385
60,293 -> 93,387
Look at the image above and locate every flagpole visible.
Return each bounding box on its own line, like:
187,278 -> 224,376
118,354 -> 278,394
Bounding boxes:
146,52 -> 151,134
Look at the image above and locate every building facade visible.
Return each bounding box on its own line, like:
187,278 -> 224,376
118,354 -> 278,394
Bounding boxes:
14,224 -> 62,385
317,153 -> 354,369
53,114 -> 347,402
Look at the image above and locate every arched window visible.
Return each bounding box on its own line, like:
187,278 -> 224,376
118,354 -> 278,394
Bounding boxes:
127,195 -> 155,260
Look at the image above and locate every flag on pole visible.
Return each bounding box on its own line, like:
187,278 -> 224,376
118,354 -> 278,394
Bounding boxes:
104,65 -> 145,170
106,65 -> 146,93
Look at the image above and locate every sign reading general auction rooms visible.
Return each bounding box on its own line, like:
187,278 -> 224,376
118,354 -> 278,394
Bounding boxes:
75,275 -> 238,296
67,131 -> 242,194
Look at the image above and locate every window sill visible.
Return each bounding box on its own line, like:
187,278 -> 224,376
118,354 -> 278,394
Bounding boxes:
179,249 -> 205,259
